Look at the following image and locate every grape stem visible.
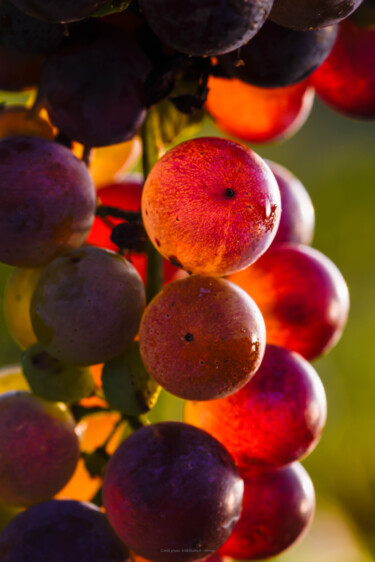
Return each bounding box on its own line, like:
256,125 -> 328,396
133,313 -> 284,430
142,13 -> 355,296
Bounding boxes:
141,112 -> 164,303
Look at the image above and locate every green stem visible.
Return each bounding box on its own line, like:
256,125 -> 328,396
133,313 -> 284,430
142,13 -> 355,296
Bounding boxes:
141,112 -> 164,303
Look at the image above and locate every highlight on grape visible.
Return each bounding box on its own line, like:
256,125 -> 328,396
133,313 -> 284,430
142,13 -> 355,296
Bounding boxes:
0,0 -> 372,559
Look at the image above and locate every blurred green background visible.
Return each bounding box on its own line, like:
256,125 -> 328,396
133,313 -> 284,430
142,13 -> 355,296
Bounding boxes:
0,91 -> 374,560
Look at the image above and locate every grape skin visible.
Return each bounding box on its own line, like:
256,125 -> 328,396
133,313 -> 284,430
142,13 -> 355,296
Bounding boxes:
269,0 -> 364,29
30,247 -> 146,366
103,422 -> 244,562
42,22 -> 152,147
219,21 -> 338,88
0,391 -> 80,507
0,500 -> 131,561
139,275 -> 266,400
138,0 -> 274,56
0,136 -> 96,268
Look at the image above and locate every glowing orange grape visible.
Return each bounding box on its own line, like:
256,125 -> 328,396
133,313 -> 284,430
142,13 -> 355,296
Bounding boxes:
142,137 -> 281,276
206,76 -> 314,144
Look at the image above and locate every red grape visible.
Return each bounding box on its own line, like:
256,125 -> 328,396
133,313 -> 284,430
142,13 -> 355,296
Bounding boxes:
266,160 -> 315,247
142,137 -> 281,276
185,344 -> 327,467
219,463 -> 315,560
206,77 -> 314,144
311,20 -> 375,119
139,275 -> 266,400
228,243 -> 350,360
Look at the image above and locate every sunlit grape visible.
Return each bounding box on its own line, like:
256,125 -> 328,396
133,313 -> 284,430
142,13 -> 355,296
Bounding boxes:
142,137 -> 281,276
206,77 -> 314,144
228,244 -> 350,360
219,463 -> 315,560
185,344 -> 327,467
139,275 -> 266,400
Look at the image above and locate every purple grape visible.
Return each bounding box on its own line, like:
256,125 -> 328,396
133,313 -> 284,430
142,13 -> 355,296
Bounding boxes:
42,22 -> 152,147
0,0 -> 65,53
0,500 -> 131,561
30,247 -> 146,366
219,20 -> 338,88
103,422 -> 244,562
0,136 -> 96,268
0,391 -> 79,506
10,0 -> 108,22
138,0 -> 274,56
266,160 -> 315,247
270,0 -> 365,29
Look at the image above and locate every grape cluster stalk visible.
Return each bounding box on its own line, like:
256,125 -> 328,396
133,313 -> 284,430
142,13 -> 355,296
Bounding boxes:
0,0 -> 372,560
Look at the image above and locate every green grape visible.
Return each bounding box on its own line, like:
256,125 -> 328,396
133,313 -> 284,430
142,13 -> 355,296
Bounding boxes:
30,247 -> 146,366
4,267 -> 42,349
21,343 -> 95,403
102,342 -> 161,416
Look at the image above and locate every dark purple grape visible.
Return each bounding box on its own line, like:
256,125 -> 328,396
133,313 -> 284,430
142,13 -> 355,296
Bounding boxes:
219,20 -> 338,87
219,463 -> 315,560
138,0 -> 274,56
9,0 -> 108,22
0,0 -> 65,53
0,391 -> 79,506
0,45 -> 42,90
42,23 -> 152,147
103,422 -> 244,562
266,160 -> 315,246
269,0 -> 364,29
0,500 -> 131,561
30,247 -> 146,366
0,136 -> 96,268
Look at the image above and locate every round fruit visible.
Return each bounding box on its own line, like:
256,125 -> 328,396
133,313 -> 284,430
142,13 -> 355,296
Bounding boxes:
142,137 -> 281,276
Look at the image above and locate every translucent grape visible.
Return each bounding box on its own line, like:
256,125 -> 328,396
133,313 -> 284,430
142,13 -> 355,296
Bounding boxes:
30,247 -> 146,365
139,275 -> 266,400
141,137 -> 281,276
206,76 -> 314,144
228,243 -> 350,360
103,422 -> 244,562
219,463 -> 315,560
185,344 -> 327,467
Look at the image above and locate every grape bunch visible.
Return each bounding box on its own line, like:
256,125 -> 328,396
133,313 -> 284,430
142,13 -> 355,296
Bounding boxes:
0,0 -> 372,559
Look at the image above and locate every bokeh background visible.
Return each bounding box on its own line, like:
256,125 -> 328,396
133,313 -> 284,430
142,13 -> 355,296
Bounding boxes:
0,90 -> 374,560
